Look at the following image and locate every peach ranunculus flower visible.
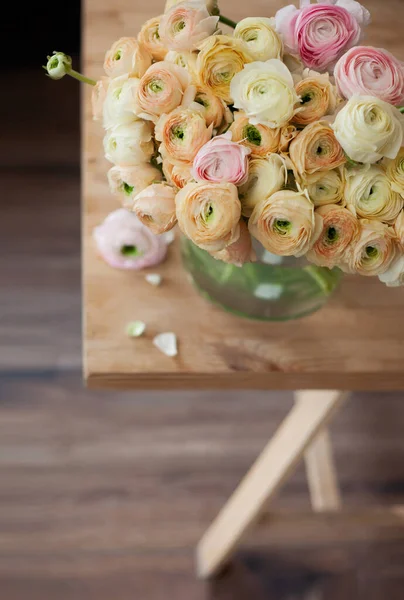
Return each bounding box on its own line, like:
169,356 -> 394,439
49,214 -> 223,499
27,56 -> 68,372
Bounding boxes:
102,75 -> 140,130
395,210 -> 404,246
175,181 -> 241,252
159,1 -> 219,52
196,35 -> 253,103
299,168 -> 345,207
385,147 -> 404,197
278,124 -> 298,152
163,158 -> 195,189
138,16 -> 168,62
210,221 -> 256,266
332,96 -> 404,164
93,209 -> 168,270
230,111 -> 281,158
289,121 -> 346,176
248,190 -> 322,257
238,154 -> 288,217
131,183 -> 177,234
103,121 -> 154,166
136,61 -> 191,120
306,204 -> 359,269
379,256 -> 404,287
165,0 -> 218,13
104,37 -> 152,79
234,17 -> 283,62
230,59 -> 301,128
192,86 -> 228,129
334,46 -> 404,106
91,77 -> 109,121
107,164 -> 163,207
192,131 -> 251,186
344,219 -> 397,277
345,166 -> 403,224
156,107 -> 213,165
293,69 -> 341,126
165,50 -> 198,81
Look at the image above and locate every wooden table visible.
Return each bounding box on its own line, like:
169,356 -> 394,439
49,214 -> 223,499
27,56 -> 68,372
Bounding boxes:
82,0 -> 404,581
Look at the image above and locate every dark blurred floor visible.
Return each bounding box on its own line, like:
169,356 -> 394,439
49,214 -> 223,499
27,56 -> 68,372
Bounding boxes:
2,69 -> 404,599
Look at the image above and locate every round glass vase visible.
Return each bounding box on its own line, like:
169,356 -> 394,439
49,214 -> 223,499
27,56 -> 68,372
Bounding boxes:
181,237 -> 343,321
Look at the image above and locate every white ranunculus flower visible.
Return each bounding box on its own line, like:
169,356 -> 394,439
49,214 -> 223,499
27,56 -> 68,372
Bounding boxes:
230,59 -> 300,128
345,166 -> 403,224
104,121 -> 154,166
379,255 -> 404,287
102,75 -> 141,130
332,95 -> 404,164
234,17 -> 283,61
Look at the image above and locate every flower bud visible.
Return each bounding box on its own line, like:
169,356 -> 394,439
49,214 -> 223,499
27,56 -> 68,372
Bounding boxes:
46,52 -> 72,80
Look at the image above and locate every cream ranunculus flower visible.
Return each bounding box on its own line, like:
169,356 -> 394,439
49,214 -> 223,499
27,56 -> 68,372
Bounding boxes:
234,17 -> 283,61
138,16 -> 168,62
131,183 -> 177,234
136,61 -> 191,120
163,158 -> 194,188
156,107 -> 213,165
103,121 -> 154,166
345,219 -> 397,276
332,96 -> 404,164
159,1 -> 219,52
175,181 -> 241,251
379,256 -> 404,287
238,154 -> 287,217
306,204 -> 359,268
230,111 -> 281,157
104,37 -> 152,78
395,210 -> 404,245
107,164 -> 163,207
289,121 -> 346,176
230,59 -> 301,128
293,69 -> 341,126
102,75 -> 140,130
165,50 -> 198,81
299,168 -> 345,207
248,190 -> 322,257
91,77 -> 109,121
345,166 -> 404,224
385,147 -> 404,196
196,35 -> 253,103
210,221 -> 256,266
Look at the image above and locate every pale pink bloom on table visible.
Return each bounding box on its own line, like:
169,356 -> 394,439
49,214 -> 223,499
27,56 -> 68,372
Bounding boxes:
211,221 -> 256,266
159,1 -> 219,52
131,183 -> 177,235
334,46 -> 404,105
104,37 -> 152,78
91,77 -> 109,121
136,61 -> 191,120
93,209 -> 168,270
192,132 -> 251,186
275,0 -> 370,72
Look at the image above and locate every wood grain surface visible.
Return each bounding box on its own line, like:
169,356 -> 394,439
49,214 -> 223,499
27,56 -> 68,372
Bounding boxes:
82,0 -> 404,391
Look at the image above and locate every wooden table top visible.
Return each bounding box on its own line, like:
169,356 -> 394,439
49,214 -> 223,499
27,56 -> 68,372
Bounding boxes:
83,0 -> 404,391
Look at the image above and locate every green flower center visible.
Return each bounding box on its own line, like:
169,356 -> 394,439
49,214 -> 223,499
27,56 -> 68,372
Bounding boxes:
275,219 -> 291,234
195,95 -> 208,108
244,125 -> 262,147
114,50 -> 122,61
121,245 -> 141,257
326,226 -> 338,243
122,182 -> 134,196
149,79 -> 164,94
50,57 -> 59,70
365,246 -> 378,259
172,125 -> 185,141
301,93 -> 312,104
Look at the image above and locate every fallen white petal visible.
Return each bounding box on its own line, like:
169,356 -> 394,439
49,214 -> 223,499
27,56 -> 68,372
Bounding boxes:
153,332 -> 178,357
254,283 -> 283,300
160,229 -> 175,245
145,273 -> 162,286
126,321 -> 146,337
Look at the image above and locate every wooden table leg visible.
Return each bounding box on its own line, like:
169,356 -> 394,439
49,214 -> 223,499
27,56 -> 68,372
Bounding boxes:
196,391 -> 347,579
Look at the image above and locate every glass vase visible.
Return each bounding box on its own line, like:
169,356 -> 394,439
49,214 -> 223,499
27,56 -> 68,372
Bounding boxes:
181,237 -> 343,321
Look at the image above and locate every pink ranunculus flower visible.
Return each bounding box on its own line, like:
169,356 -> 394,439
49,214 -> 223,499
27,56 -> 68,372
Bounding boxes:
275,0 -> 370,72
93,208 -> 168,270
334,46 -> 404,105
192,131 -> 251,185
159,0 -> 219,52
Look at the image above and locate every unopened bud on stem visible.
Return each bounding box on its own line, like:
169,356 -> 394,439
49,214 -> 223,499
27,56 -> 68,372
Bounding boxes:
44,51 -> 96,85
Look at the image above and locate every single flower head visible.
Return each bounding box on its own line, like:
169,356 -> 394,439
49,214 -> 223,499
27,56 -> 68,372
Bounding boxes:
230,111 -> 281,158
107,164 -> 163,207
234,17 -> 283,62
159,0 -> 219,52
210,221 -> 256,266
45,51 -> 72,80
138,16 -> 168,62
344,219 -> 397,276
192,131 -> 251,186
238,154 -> 288,217
104,37 -> 152,78
131,183 -> 177,235
289,121 -> 346,176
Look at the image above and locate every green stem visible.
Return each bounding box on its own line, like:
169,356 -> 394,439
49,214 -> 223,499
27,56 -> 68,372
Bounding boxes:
68,68 -> 96,86
399,107 -> 404,113
219,14 -> 238,29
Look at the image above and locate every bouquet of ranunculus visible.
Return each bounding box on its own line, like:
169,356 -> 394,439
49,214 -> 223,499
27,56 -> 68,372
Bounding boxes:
46,0 -> 404,286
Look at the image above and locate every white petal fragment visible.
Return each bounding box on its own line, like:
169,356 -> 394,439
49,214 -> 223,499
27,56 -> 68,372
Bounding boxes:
126,321 -> 146,337
254,283 -> 283,300
161,229 -> 175,245
153,332 -> 178,357
145,273 -> 162,286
